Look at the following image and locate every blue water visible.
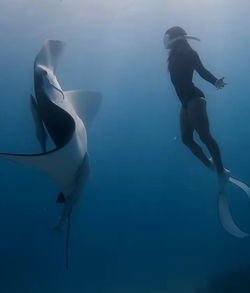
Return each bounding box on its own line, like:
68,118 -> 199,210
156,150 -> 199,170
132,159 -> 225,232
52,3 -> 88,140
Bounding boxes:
1,1 -> 250,292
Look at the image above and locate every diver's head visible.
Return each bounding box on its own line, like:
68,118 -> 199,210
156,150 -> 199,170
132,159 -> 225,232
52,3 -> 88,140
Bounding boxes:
163,26 -> 200,49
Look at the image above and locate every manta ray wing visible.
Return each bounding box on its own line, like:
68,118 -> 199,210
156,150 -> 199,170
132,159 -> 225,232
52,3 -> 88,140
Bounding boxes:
0,129 -> 87,192
64,90 -> 102,129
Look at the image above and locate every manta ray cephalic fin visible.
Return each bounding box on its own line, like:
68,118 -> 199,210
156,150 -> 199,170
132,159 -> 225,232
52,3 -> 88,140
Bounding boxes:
35,40 -> 66,74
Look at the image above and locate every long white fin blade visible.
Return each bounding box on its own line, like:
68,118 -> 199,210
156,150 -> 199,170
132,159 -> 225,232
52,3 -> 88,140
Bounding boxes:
218,179 -> 249,238
35,40 -> 65,73
64,90 -> 102,129
229,177 -> 250,200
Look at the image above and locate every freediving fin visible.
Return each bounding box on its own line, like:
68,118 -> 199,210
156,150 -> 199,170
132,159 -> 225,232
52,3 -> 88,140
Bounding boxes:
229,177 -> 250,200
57,192 -> 66,203
218,175 -> 250,238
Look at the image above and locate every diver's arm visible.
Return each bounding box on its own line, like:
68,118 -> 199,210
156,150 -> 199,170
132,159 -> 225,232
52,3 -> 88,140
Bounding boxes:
193,53 -> 227,89
192,51 -> 218,85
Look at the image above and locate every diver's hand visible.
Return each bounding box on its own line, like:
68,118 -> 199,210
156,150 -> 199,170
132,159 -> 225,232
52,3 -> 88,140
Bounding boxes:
215,77 -> 227,89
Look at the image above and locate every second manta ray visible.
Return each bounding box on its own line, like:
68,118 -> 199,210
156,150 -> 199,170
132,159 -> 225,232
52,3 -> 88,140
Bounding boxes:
0,40 -> 102,231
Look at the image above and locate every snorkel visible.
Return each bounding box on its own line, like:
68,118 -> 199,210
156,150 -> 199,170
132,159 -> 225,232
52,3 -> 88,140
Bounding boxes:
163,31 -> 200,49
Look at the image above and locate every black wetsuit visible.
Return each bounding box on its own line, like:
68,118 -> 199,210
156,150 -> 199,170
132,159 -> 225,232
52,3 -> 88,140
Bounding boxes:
169,47 -> 217,108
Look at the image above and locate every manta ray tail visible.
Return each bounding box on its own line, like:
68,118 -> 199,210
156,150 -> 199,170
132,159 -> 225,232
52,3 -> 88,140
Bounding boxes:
66,211 -> 72,271
218,176 -> 250,238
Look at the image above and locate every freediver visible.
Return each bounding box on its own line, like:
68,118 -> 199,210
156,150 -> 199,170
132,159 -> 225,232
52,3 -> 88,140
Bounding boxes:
164,26 -> 230,180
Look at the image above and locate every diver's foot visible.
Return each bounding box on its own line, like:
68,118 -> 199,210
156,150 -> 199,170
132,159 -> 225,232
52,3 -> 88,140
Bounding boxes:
217,168 -> 231,194
218,168 -> 231,182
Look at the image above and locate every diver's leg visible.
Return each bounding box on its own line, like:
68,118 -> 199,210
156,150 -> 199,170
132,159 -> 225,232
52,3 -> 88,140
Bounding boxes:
187,98 -> 224,174
180,106 -> 212,168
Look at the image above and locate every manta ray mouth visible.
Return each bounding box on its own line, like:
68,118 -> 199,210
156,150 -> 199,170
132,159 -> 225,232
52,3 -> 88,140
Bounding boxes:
36,91 -> 75,148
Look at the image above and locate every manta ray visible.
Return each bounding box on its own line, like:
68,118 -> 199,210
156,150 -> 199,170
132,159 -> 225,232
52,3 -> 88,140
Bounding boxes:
0,40 -> 102,231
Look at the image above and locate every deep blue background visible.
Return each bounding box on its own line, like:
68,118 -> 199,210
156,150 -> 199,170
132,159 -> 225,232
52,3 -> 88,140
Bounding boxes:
0,1 -> 250,292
